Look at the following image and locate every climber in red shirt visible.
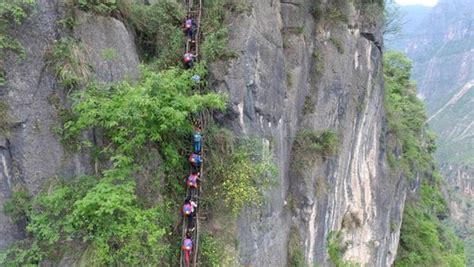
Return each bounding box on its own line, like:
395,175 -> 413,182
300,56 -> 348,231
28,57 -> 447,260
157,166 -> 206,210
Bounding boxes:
182,232 -> 193,267
183,51 -> 197,69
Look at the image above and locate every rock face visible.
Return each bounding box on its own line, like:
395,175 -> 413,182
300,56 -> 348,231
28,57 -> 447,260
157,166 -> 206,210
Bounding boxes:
73,10 -> 140,83
0,0 -> 139,250
1,0 -> 405,265
210,0 -> 403,265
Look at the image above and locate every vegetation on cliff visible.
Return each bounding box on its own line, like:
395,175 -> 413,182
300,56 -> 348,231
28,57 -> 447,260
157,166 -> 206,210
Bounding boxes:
0,0 -> 35,84
1,0 -> 275,265
384,51 -> 465,266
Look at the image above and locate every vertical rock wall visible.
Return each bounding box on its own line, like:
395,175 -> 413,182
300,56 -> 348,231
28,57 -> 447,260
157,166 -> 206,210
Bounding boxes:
1,0 -> 408,265
210,0 -> 405,265
0,0 -> 139,250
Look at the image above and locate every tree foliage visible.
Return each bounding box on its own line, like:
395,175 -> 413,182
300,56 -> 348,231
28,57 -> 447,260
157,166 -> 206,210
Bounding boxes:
0,0 -> 36,84
204,129 -> 277,216
1,176 -> 174,266
126,1 -> 184,66
384,51 -> 465,266
384,51 -> 432,178
383,0 -> 404,40
2,64 -> 226,265
64,65 -> 225,167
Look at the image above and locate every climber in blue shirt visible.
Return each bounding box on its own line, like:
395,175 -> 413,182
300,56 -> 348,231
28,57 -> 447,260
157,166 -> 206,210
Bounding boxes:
193,126 -> 202,154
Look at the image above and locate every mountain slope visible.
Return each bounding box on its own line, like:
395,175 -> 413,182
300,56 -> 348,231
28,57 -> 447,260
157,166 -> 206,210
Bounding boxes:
397,0 -> 474,265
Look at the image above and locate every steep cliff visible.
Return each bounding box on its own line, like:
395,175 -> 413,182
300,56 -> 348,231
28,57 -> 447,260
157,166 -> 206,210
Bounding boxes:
1,0 -> 456,266
0,0 -> 139,250
207,0 -> 406,265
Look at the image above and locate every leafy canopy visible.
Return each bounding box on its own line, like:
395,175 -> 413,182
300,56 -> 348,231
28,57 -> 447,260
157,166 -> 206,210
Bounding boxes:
2,64 -> 226,265
384,51 -> 465,267
64,65 -> 226,168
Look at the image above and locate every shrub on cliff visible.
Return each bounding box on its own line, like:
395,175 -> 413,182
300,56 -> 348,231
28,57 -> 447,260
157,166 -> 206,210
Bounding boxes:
0,0 -> 36,84
384,51 -> 465,266
1,65 -> 226,266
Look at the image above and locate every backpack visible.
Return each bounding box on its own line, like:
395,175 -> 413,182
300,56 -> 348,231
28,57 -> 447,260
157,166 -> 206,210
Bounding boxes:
184,54 -> 192,63
193,133 -> 201,143
183,239 -> 193,251
185,19 -> 193,29
187,175 -> 198,188
190,154 -> 201,164
183,203 -> 193,215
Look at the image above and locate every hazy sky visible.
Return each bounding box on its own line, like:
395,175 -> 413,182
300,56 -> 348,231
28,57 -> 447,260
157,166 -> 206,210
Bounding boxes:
395,0 -> 439,6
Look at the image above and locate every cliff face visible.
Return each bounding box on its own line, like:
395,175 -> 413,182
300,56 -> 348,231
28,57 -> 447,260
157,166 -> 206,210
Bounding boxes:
0,0 -> 138,250
210,0 -> 403,265
1,0 -> 406,266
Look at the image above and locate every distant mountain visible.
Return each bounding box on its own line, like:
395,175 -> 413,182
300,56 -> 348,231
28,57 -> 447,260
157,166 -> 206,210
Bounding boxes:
388,5 -> 432,51
403,0 -> 473,110
398,0 -> 474,159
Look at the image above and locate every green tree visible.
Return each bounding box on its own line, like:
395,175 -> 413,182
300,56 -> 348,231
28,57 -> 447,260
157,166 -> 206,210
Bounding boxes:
384,51 -> 465,266
2,64 -> 226,265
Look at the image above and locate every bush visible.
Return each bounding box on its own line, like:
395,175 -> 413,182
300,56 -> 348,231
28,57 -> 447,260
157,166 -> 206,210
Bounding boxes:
201,28 -> 236,62
0,0 -> 36,84
396,203 -> 465,267
73,0 -> 130,16
46,37 -> 91,88
220,145 -> 270,215
327,7 -> 347,24
3,188 -> 31,223
200,0 -> 239,62
0,101 -> 10,136
288,227 -> 305,267
330,37 -> 344,54
326,231 -> 359,267
292,129 -> 340,168
312,50 -> 325,74
303,95 -> 315,115
384,51 -> 466,266
384,52 -> 431,179
327,231 -> 347,266
200,234 -> 222,267
204,128 -> 277,216
1,176 -> 175,266
64,65 -> 225,166
127,1 -> 184,66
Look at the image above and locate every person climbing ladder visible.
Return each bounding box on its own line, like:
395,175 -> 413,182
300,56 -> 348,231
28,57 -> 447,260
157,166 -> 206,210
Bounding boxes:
184,16 -> 197,43
182,232 -> 193,267
186,171 -> 201,197
179,1 -> 203,266
183,51 -> 197,69
193,126 -> 202,154
181,197 -> 197,231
